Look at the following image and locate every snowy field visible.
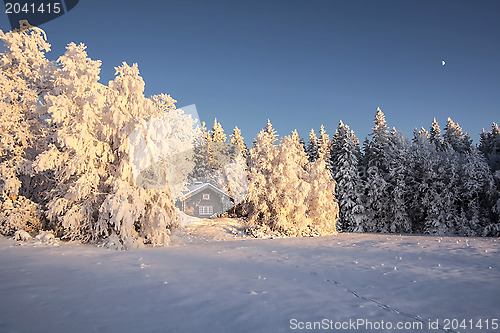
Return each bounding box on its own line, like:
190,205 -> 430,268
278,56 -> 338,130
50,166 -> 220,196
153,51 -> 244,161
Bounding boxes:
0,227 -> 499,333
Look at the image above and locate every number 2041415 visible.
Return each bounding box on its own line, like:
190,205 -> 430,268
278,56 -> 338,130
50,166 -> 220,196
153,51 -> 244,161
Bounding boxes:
5,2 -> 62,14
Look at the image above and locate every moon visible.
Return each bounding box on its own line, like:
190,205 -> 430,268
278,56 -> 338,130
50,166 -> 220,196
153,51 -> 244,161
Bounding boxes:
442,60 -> 446,66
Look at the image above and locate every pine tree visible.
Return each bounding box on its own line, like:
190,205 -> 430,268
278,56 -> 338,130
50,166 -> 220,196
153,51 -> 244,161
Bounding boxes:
458,148 -> 497,236
245,126 -> 339,237
190,121 -> 212,183
429,118 -> 443,150
363,107 -> 391,232
210,118 -> 226,142
385,128 -> 411,233
264,119 -> 278,143
244,126 -> 278,225
406,128 -> 457,235
209,118 -> 230,187
407,128 -> 433,233
229,126 -> 248,159
443,117 -> 472,153
268,130 -> 311,235
438,147 -> 463,235
329,121 -> 363,232
479,123 -> 500,173
306,156 -> 339,235
317,125 -> 330,159
365,107 -> 390,171
306,129 -> 319,162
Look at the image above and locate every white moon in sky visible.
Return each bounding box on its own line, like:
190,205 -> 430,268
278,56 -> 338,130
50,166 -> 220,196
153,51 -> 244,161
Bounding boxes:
442,60 -> 446,66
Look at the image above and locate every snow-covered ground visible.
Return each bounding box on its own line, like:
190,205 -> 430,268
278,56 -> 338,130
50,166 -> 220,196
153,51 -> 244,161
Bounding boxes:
0,224 -> 499,333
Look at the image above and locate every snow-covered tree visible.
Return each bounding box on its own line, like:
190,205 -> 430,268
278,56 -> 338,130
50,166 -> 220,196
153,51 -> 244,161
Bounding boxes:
245,125 -> 338,237
189,121 -> 212,183
229,126 -> 248,159
438,147 -> 463,234
223,154 -> 248,206
443,117 -> 472,153
365,107 -> 390,171
264,119 -> 278,142
429,118 -> 443,150
99,63 -> 197,248
458,147 -> 497,236
0,22 -> 54,200
329,120 -> 363,232
209,118 -> 229,170
406,128 -> 457,235
210,118 -> 226,142
267,130 -> 311,235
208,118 -> 232,189
384,128 -> 411,233
362,108 -> 391,232
317,125 -> 330,159
244,122 -> 278,224
30,39 -> 197,247
306,129 -> 319,162
479,123 -> 500,173
306,155 -> 338,235
33,42 -> 109,242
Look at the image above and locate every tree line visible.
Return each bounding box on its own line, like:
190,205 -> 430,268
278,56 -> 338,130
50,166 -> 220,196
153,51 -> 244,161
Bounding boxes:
193,110 -> 499,238
1,24 -> 498,249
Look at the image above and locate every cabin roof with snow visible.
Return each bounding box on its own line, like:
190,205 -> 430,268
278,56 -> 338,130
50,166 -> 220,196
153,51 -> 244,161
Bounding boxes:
179,182 -> 233,201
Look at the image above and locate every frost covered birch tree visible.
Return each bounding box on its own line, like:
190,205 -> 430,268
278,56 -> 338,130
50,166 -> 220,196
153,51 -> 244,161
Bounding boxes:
24,33 -> 197,247
33,42 -> 109,242
0,22 -> 54,200
0,23 -> 54,234
97,63 -> 197,248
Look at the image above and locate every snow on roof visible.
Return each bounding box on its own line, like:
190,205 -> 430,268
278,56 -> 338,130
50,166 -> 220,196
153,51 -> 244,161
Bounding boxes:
179,182 -> 232,201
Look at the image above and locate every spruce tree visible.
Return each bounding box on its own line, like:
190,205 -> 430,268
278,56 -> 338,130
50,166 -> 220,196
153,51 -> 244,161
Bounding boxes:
385,128 -> 411,233
329,121 -> 363,232
443,117 -> 472,153
363,108 -> 391,232
244,121 -> 278,225
209,118 -> 229,175
229,126 -> 248,159
264,119 -> 278,143
306,129 -> 319,162
317,125 -> 330,159
190,121 -> 212,183
459,148 -> 497,236
306,154 -> 339,235
268,130 -> 311,235
429,118 -> 443,151
479,123 -> 500,172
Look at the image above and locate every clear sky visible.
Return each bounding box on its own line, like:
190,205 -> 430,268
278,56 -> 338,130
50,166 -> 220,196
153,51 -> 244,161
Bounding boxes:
1,0 -> 499,145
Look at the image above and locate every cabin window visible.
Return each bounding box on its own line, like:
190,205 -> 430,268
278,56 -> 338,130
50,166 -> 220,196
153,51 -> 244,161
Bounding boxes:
202,193 -> 210,200
199,206 -> 213,215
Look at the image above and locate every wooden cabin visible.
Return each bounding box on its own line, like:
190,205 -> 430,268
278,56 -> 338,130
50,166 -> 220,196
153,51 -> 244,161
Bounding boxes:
176,182 -> 233,218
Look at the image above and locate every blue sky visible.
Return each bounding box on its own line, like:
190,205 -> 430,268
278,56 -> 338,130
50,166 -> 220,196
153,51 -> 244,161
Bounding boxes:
1,0 -> 499,145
